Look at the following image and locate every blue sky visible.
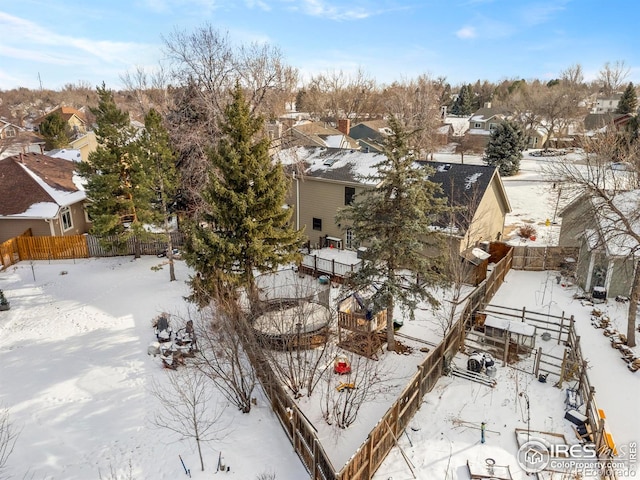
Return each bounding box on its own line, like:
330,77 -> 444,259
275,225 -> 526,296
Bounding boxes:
1,0 -> 638,91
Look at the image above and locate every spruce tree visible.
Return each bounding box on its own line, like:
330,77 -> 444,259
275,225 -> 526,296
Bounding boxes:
136,108 -> 180,281
78,84 -> 143,254
616,82 -> 637,114
483,120 -> 526,177
451,84 -> 473,116
183,83 -> 303,305
336,117 -> 450,352
39,112 -> 70,149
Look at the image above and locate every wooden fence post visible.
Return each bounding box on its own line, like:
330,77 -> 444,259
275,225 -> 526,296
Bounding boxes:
585,386 -> 596,419
556,347 -> 568,388
367,436 -> 373,480
502,332 -> 510,366
534,347 -> 542,376
313,438 -> 318,480
558,314 -> 565,344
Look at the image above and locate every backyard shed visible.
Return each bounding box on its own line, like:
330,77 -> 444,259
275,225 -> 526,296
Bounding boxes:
484,316 -> 536,352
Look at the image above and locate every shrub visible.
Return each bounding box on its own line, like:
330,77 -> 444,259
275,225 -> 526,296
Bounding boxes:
517,224 -> 537,239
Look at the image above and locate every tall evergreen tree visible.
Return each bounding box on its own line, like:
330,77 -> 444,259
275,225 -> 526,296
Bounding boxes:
183,83 -> 303,305
39,112 -> 70,149
616,82 -> 638,114
136,108 -> 180,281
336,118 -> 450,352
483,120 -> 526,177
451,84 -> 473,116
78,84 -> 146,255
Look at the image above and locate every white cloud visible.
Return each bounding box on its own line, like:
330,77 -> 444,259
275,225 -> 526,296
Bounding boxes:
456,26 -> 476,39
520,1 -> 568,26
244,0 -> 271,10
138,0 -> 170,13
281,0 -> 411,21
0,12 -> 158,66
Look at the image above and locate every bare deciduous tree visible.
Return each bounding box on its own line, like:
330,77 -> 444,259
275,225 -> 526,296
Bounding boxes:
301,68 -> 379,124
508,79 -> 586,150
257,296 -> 335,398
545,129 -> 640,346
598,60 -> 631,96
191,300 -> 258,413
383,74 -> 445,158
150,367 -> 228,472
120,64 -> 171,117
0,407 -> 19,477
162,24 -> 299,218
320,353 -> 388,429
561,63 -> 585,87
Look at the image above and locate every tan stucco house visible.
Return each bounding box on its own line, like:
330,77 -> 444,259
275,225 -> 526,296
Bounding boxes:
33,106 -> 88,139
277,147 -> 511,254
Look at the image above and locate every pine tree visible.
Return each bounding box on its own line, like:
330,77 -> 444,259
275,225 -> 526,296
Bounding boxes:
78,84 -> 143,254
336,117 -> 450,352
616,82 -> 637,114
39,112 -> 70,149
451,84 -> 473,116
483,120 -> 526,177
183,83 -> 303,305
136,108 -> 180,281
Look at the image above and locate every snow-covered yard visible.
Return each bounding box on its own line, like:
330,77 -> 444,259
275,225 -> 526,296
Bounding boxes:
0,148 -> 637,480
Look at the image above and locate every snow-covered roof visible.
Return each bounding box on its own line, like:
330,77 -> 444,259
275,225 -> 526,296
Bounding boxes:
444,116 -> 470,135
484,316 -> 536,336
0,153 -> 86,218
591,191 -> 640,257
275,146 -> 384,185
46,148 -> 82,162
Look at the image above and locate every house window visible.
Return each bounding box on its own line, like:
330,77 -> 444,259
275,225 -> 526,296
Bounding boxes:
489,123 -> 497,130
5,127 -> 16,138
345,186 -> 355,205
60,206 -> 73,231
312,217 -> 322,231
346,228 -> 354,249
474,122 -> 482,129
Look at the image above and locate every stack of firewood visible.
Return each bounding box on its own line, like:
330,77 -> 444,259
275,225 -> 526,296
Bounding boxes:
590,313 -> 610,329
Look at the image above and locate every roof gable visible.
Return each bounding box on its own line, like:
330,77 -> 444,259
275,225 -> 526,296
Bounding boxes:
34,106 -> 87,126
0,153 -> 84,217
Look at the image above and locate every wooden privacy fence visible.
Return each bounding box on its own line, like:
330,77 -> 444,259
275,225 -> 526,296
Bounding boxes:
477,304 -> 618,479
0,232 -> 185,270
0,237 -> 20,270
255,242 -> 514,479
85,232 -> 184,257
511,245 -> 579,271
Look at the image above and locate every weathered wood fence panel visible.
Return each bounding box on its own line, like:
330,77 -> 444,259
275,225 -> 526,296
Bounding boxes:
1,232 -> 185,268
335,244 -> 514,479
86,232 -> 184,257
511,246 -> 579,271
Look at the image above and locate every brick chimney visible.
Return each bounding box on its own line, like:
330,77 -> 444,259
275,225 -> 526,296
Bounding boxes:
337,118 -> 351,136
